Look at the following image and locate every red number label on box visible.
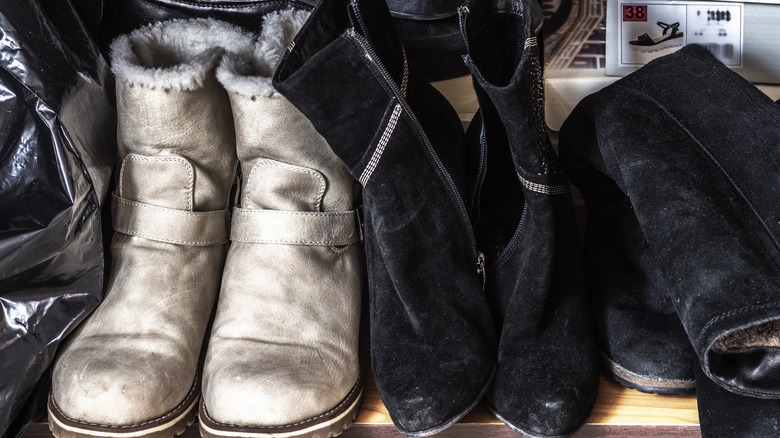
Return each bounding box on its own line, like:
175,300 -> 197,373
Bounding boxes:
623,5 -> 648,21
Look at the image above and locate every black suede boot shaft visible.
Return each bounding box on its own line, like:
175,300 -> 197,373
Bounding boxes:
273,1 -> 496,435
459,1 -> 600,436
388,0 -> 469,81
560,44 -> 780,399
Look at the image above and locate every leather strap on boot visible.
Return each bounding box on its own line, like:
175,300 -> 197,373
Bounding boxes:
112,194 -> 230,246
230,208 -> 362,246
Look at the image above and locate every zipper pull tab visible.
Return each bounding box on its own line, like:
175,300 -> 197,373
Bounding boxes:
477,251 -> 486,290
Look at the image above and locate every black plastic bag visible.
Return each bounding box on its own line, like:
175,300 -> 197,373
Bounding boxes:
0,1 -> 115,436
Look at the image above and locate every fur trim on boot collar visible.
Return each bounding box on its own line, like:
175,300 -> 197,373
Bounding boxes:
111,18 -> 254,91
217,9 -> 310,98
712,319 -> 780,352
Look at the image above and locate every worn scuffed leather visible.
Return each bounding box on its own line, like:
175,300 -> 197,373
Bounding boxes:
49,19 -> 240,434
199,11 -> 364,437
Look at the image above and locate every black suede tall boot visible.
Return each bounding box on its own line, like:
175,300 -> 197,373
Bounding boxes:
559,45 -> 780,403
273,1 -> 496,436
563,112 -> 698,394
458,1 -> 599,437
572,179 -> 697,394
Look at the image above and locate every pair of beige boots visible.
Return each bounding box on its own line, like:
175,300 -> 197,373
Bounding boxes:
47,11 -> 363,438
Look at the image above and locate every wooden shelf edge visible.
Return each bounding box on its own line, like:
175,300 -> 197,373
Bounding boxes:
23,421 -> 701,438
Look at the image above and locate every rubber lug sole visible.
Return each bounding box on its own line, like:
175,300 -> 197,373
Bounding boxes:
48,383 -> 199,438
600,351 -> 695,396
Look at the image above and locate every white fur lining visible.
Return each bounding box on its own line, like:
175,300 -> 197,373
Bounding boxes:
712,319 -> 780,352
217,9 -> 310,98
111,18 -> 255,91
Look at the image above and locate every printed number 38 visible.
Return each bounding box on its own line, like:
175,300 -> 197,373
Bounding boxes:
623,5 -> 647,21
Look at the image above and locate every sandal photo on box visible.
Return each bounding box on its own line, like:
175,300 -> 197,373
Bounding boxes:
629,21 -> 684,51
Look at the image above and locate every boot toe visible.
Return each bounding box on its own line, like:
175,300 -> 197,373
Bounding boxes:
383,389 -> 480,437
490,393 -> 592,438
51,344 -> 194,426
202,346 -> 355,428
600,311 -> 697,394
487,349 -> 600,438
375,352 -> 494,436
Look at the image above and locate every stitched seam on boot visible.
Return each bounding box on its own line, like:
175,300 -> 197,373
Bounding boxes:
359,103 -> 402,186
115,197 -> 225,218
50,374 -> 199,429
113,197 -> 228,245
329,244 -> 353,254
699,302 -> 780,397
234,210 -> 355,218
201,374 -> 362,429
232,238 -> 356,245
245,159 -> 326,212
119,154 -> 194,211
113,228 -> 227,245
699,302 -> 780,346
230,209 -> 359,245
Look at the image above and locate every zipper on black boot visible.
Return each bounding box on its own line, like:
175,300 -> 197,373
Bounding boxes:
477,251 -> 486,290
346,1 -> 484,280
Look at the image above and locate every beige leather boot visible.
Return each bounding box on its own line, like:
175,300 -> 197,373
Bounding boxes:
48,19 -> 247,438
199,10 -> 364,438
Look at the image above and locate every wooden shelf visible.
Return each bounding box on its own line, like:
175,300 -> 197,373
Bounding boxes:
24,362 -> 700,438
348,353 -> 700,437
26,295 -> 700,438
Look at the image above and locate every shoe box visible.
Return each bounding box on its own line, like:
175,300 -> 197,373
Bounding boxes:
542,0 -> 780,131
605,0 -> 780,83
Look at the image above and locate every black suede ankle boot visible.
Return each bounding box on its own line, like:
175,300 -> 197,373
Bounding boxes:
559,45 -> 780,402
458,1 -> 599,437
273,1 -> 496,436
